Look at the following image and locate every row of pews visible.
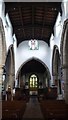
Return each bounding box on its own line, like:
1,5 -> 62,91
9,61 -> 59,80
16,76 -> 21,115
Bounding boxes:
2,100 -> 26,120
40,100 -> 68,120
2,87 -> 30,119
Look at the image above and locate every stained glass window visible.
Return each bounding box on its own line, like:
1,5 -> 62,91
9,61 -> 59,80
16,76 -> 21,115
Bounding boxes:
29,74 -> 38,88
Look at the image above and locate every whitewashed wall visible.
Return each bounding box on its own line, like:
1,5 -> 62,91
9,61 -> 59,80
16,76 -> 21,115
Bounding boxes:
0,0 -> 68,84
15,40 -> 51,76
0,1 -> 13,52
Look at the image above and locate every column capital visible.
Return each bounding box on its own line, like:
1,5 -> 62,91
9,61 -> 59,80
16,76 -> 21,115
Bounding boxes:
8,73 -> 15,76
0,65 -> 4,69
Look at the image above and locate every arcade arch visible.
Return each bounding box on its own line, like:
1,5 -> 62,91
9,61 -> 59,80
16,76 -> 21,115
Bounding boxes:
0,18 -> 6,100
3,45 -> 15,92
60,19 -> 68,103
52,45 -> 61,94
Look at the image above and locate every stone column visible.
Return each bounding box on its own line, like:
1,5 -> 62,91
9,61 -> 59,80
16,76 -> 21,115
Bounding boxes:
53,75 -> 60,96
0,65 -> 3,100
62,66 -> 68,104
53,75 -> 58,86
8,73 -> 15,89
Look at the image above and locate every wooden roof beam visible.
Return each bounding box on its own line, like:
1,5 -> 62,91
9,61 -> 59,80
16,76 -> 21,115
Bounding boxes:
32,5 -> 34,39
41,6 -> 46,39
13,23 -> 52,30
19,7 -> 25,38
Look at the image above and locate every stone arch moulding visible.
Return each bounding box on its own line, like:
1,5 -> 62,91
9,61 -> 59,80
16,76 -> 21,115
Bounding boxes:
5,44 -> 15,90
52,45 -> 61,86
0,18 -> 6,68
5,44 -> 15,72
60,19 -> 68,67
52,45 -> 60,76
16,57 -> 51,80
0,17 -> 6,101
60,19 -> 68,103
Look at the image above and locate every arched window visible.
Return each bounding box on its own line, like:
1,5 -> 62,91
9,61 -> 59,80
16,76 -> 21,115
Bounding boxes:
29,74 -> 38,88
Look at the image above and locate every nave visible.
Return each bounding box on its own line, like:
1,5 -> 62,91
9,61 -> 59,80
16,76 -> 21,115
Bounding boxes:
2,93 -> 68,120
0,1 -> 68,120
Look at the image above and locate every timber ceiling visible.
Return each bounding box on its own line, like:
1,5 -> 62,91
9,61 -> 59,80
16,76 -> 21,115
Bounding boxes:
5,2 -> 62,46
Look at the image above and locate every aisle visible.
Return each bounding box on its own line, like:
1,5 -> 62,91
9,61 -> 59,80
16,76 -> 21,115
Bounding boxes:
23,96 -> 44,120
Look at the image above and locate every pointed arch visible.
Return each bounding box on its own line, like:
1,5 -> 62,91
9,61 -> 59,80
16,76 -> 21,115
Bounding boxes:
52,45 -> 60,76
4,45 -> 15,91
16,57 -> 51,81
52,45 -> 61,86
0,18 -> 6,66
60,19 -> 68,68
0,18 -> 6,100
60,19 -> 68,103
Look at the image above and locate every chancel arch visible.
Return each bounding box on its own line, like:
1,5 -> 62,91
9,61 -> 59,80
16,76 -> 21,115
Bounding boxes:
16,57 -> 51,89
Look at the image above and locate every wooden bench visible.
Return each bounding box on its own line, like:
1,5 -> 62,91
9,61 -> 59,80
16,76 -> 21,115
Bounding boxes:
2,100 -> 26,120
40,100 -> 68,120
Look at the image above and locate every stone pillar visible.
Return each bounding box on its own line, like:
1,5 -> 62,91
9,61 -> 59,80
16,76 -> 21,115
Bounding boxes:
62,66 -> 68,104
8,73 -> 15,90
10,48 -> 15,89
53,75 -> 58,86
53,75 -> 60,96
18,71 -> 22,88
0,65 -> 3,100
6,73 -> 15,101
20,77 -> 24,88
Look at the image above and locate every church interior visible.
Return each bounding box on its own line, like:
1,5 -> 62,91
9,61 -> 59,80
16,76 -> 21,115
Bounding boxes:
0,0 -> 68,120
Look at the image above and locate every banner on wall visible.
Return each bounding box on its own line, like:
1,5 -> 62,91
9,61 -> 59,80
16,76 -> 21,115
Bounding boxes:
28,39 -> 39,50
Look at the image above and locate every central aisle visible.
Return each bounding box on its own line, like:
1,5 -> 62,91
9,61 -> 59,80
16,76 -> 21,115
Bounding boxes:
23,96 -> 44,120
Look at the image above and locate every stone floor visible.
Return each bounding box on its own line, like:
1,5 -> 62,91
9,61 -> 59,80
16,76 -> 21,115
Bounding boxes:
23,95 -> 44,120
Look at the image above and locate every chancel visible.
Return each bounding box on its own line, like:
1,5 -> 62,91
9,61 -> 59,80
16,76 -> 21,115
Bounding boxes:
0,1 -> 68,120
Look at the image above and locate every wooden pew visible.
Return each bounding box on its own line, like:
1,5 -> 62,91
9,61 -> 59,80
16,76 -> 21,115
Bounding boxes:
2,100 -> 26,120
40,100 -> 68,120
